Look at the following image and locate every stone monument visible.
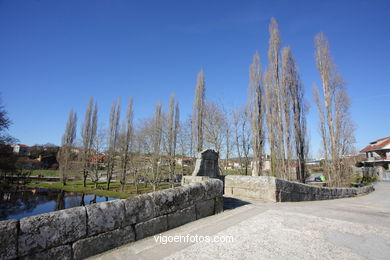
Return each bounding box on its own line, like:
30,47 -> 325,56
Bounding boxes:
192,149 -> 220,178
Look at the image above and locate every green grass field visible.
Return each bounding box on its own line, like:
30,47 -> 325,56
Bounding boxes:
30,170 -> 60,177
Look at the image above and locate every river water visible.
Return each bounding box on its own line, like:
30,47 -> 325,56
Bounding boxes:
0,186 -> 117,221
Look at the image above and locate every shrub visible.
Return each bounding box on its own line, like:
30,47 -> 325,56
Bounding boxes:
355,161 -> 364,167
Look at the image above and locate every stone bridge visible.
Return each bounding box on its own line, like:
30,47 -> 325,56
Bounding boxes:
0,150 -> 382,259
93,182 -> 390,260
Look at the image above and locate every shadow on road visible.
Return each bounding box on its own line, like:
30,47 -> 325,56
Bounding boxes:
223,197 -> 251,210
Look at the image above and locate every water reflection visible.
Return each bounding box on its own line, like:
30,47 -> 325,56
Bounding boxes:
0,186 -> 117,220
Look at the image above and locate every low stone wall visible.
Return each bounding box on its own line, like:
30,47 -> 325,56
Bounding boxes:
223,175 -> 276,201
275,178 -> 374,202
0,179 -> 223,260
224,175 -> 374,202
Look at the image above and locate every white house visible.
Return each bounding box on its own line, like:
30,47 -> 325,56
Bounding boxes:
360,136 -> 390,170
12,144 -> 30,155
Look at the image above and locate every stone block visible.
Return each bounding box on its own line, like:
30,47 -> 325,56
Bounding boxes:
224,187 -> 233,196
18,206 -> 86,256
226,176 -> 275,192
187,182 -> 206,202
72,226 -> 135,260
20,245 -> 72,260
167,205 -> 196,229
151,186 -> 190,216
124,194 -> 155,226
202,179 -> 223,200
231,187 -> 257,199
195,199 -> 215,219
86,199 -> 125,236
0,219 -> 18,260
135,215 -> 167,240
181,176 -> 210,185
279,191 -> 291,202
214,196 -> 224,214
192,149 -> 219,177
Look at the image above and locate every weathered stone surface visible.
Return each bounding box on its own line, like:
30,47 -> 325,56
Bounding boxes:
225,175 -> 276,190
72,226 -> 135,260
214,196 -> 224,214
135,215 -> 168,240
229,187 -> 261,200
124,194 -> 155,226
357,185 -> 374,195
202,179 -> 224,200
167,205 -> 196,229
274,178 -> 375,202
151,186 -> 190,216
224,175 -> 373,202
181,176 -> 210,185
18,206 -> 86,256
86,199 -> 125,236
0,219 -> 18,260
195,199 -> 215,219
192,149 -> 220,177
225,175 -> 276,201
224,187 -> 234,196
20,245 -> 72,260
185,182 -> 206,202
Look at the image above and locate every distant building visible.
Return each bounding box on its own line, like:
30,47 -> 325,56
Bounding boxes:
305,160 -> 321,166
360,137 -> 390,170
175,157 -> 193,167
222,155 -> 271,171
12,144 -> 30,155
250,160 -> 271,171
224,160 -> 242,170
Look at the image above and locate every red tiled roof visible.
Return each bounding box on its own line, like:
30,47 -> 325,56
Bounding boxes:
17,144 -> 30,148
360,137 -> 390,153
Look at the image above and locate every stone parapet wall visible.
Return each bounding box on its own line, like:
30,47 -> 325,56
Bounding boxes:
0,179 -> 223,260
224,175 -> 277,201
224,175 -> 374,202
275,178 -> 374,202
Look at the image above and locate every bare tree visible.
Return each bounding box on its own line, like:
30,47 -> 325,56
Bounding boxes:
0,95 -> 17,145
281,53 -> 293,180
241,107 -> 252,175
134,118 -> 153,191
335,89 -> 356,181
233,108 -> 243,173
80,97 -> 98,187
173,102 -> 180,183
167,95 -> 180,188
223,106 -> 233,172
314,32 -> 355,186
119,97 -> 134,192
58,110 -> 77,186
313,84 -> 329,173
264,68 -> 277,176
248,52 -> 265,176
233,106 -> 251,175
106,98 -> 121,190
151,101 -> 163,191
282,47 -> 307,182
192,69 -> 205,153
178,116 -> 192,175
265,18 -> 286,178
90,125 -> 106,188
204,100 -> 226,153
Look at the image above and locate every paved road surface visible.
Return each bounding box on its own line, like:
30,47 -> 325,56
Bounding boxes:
91,182 -> 390,260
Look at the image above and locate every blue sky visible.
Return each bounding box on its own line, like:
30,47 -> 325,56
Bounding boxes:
0,0 -> 389,157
